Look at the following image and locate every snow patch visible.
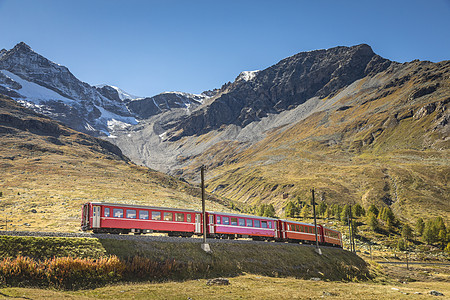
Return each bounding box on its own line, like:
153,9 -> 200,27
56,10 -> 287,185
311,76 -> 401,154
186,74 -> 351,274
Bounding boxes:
94,105 -> 138,134
236,70 -> 260,82
0,70 -> 75,104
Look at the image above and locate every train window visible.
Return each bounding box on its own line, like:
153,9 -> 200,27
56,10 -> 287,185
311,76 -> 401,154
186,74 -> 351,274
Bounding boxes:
246,219 -> 253,227
175,213 -> 184,222
223,217 -> 230,225
261,221 -> 267,228
216,216 -> 221,224
296,225 -> 300,232
139,210 -> 149,220
104,208 -> 110,217
186,214 -> 192,223
126,210 -> 137,219
254,220 -> 260,228
239,219 -> 245,226
151,211 -> 161,220
164,212 -> 173,221
113,208 -> 123,218
230,217 -> 238,226
268,221 -> 272,229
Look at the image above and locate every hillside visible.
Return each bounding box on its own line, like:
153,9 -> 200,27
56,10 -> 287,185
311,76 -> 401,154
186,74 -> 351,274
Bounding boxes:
196,60 -> 450,221
109,52 -> 449,225
0,95 -> 231,232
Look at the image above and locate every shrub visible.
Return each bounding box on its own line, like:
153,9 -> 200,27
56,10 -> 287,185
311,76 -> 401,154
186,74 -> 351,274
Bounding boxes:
0,255 -> 185,290
397,239 -> 407,251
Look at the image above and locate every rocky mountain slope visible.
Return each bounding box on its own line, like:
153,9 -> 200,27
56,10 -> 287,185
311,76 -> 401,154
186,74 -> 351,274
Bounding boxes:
163,44 -> 391,140
0,42 -> 205,136
0,94 -> 231,232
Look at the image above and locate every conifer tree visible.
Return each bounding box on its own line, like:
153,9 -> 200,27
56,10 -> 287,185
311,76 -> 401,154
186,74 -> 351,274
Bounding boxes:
284,202 -> 297,218
318,201 -> 327,217
368,212 -> 379,232
300,204 -> 310,218
263,204 -> 276,218
341,204 -> 352,223
416,218 -> 425,236
367,204 -> 379,217
401,223 -> 413,241
352,204 -> 365,217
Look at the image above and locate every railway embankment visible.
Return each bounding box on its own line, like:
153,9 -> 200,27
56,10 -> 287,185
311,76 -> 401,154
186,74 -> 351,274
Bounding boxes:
0,234 -> 370,289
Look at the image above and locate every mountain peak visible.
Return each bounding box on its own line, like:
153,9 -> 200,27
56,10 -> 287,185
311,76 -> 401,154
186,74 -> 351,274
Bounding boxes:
12,42 -> 34,53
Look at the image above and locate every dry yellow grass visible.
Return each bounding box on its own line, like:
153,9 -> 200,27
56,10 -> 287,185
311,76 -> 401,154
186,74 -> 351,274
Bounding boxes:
1,273 -> 449,299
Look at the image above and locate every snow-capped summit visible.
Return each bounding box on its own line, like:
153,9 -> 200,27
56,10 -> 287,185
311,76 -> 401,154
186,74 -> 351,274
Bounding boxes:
236,70 -> 260,82
0,42 -> 136,136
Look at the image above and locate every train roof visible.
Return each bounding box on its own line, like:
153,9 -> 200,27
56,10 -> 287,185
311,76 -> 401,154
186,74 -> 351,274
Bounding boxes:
322,225 -> 340,233
87,202 -> 201,213
279,219 -> 316,227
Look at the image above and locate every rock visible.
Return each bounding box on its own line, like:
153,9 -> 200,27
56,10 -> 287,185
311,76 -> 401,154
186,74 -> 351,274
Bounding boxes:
30,209 -> 37,213
310,277 -> 321,281
323,291 -> 338,296
429,290 -> 444,296
206,278 -> 230,286
167,44 -> 391,140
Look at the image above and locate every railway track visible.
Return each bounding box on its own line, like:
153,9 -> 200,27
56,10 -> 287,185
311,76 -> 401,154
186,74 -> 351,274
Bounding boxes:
0,230 -> 338,248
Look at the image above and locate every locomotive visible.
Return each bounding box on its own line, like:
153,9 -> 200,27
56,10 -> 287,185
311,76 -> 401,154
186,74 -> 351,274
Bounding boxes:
81,202 -> 342,247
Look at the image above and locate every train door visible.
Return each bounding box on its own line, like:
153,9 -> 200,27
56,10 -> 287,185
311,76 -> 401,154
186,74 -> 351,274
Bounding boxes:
92,206 -> 101,228
195,213 -> 202,234
283,222 -> 287,239
208,214 -> 215,234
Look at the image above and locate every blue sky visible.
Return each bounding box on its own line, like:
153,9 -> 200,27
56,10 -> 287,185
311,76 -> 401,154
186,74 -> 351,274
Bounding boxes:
0,0 -> 449,97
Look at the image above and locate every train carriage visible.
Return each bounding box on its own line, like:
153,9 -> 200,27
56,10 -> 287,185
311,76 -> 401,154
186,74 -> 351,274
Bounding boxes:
281,219 -> 323,244
81,202 -> 201,236
322,225 -> 343,247
204,211 -> 277,240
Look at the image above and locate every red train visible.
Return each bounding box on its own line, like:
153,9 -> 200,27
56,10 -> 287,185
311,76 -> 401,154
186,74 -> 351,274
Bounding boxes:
81,202 -> 342,247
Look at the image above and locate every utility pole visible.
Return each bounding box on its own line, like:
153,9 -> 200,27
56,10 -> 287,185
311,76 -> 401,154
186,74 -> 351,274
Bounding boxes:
350,204 -> 356,253
201,166 -> 211,253
347,217 -> 353,252
311,188 -> 322,255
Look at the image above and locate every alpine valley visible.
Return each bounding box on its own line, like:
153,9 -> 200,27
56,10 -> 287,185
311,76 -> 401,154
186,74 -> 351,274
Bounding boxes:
1,42 -> 449,225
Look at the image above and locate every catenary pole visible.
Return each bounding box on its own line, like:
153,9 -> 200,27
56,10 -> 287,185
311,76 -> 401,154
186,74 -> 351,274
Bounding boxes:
201,166 -> 211,252
311,188 -> 322,255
